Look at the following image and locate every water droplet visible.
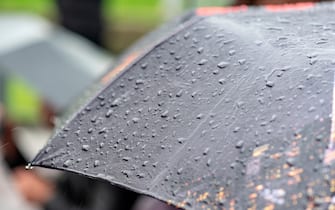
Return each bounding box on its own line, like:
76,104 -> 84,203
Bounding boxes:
123,157 -> 131,161
132,117 -> 140,123
173,65 -> 182,72
176,90 -> 183,97
121,170 -> 131,177
177,168 -> 183,175
235,140 -> 244,149
260,121 -> 267,127
309,58 -> 317,65
161,110 -> 169,118
105,109 -> 113,118
238,59 -> 246,65
137,173 -> 145,178
25,163 -> 33,170
198,59 -> 208,65
228,50 -> 236,56
308,106 -> 316,112
286,158 -> 295,166
44,146 -> 52,153
315,135 -> 323,142
254,40 -> 263,46
98,127 -> 107,134
177,138 -> 185,144
270,114 -> 277,122
297,85 -> 305,90
142,161 -> 148,167
98,95 -> 105,100
135,79 -> 145,85
82,145 -> 90,151
203,147 -> 210,155
233,127 -> 240,133
217,61 -> 229,69
196,113 -> 204,119
236,101 -> 245,108
63,159 -> 72,167
266,81 -> 275,88
197,47 -> 204,54
94,160 -> 100,167
91,116 -> 97,123
184,32 -> 190,39
207,159 -> 212,167
141,63 -> 148,69
111,98 -> 121,107
218,78 -> 225,85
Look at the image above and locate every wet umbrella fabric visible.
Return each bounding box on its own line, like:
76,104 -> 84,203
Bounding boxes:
32,3 -> 335,210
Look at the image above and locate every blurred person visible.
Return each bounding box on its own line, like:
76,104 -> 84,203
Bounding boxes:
56,0 -> 104,46
1,109 -> 26,169
13,167 -> 55,206
0,103 -> 41,210
0,153 -> 39,210
1,100 -> 54,169
0,102 -> 54,208
0,103 -> 3,140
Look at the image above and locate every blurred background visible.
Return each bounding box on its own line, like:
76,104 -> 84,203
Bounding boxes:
0,0 -> 329,210
0,0 -> 233,53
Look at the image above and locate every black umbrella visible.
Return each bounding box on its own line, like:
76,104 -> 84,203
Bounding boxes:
32,3 -> 335,209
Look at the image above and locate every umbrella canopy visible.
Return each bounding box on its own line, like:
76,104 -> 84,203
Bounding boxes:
32,3 -> 335,210
0,14 -> 111,113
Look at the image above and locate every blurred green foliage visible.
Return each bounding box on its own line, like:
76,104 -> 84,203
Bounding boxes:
0,0 -> 56,17
0,0 -> 230,52
105,0 -> 162,24
0,0 -> 231,27
5,75 -> 41,125
0,0 -> 163,24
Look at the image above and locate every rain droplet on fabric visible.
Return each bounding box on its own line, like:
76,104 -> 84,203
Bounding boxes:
235,140 -> 244,149
266,81 -> 275,88
63,159 -> 72,167
198,59 -> 208,65
82,144 -> 90,151
161,110 -> 169,118
217,61 -> 229,69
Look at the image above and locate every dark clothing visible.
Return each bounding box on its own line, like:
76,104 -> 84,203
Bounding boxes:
56,0 -> 103,46
45,173 -> 138,210
132,196 -> 179,210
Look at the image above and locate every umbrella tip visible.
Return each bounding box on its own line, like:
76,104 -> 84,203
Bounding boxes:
25,163 -> 34,170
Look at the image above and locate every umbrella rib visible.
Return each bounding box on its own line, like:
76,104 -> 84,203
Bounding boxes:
324,71 -> 335,164
149,75 -> 250,190
149,18 -> 277,190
